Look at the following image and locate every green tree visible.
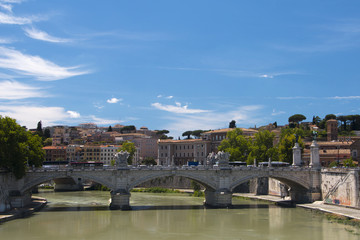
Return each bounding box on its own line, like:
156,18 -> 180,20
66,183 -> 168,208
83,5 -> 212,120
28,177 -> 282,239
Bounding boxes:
0,116 -> 45,178
229,120 -> 236,128
43,138 -> 53,146
342,157 -> 357,168
278,132 -> 304,164
218,128 -> 251,162
248,130 -> 277,164
142,157 -> 157,166
288,114 -> 306,126
108,126 -> 113,132
182,131 -> 193,139
43,128 -> 51,139
119,141 -> 136,164
191,130 -> 206,139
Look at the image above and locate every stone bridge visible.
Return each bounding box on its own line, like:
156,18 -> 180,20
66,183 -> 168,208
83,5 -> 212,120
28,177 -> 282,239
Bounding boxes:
0,165 -> 321,210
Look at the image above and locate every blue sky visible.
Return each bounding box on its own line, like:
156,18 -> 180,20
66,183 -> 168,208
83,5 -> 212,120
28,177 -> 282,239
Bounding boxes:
0,0 -> 360,138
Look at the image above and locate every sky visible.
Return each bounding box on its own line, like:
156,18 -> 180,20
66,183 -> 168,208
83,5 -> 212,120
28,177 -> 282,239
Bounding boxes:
0,0 -> 360,138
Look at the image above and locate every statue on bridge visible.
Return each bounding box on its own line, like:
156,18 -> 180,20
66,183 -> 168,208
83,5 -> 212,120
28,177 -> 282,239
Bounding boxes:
215,151 -> 230,168
206,152 -> 216,166
114,151 -> 130,168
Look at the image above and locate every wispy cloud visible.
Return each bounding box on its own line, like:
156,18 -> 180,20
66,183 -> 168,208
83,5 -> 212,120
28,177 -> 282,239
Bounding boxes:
23,27 -> 72,43
107,97 -> 122,104
0,37 -> 14,44
0,11 -> 41,25
88,115 -> 120,125
330,96 -> 360,100
0,3 -> 13,12
158,105 -> 264,137
157,66 -> 298,79
151,102 -> 211,114
157,94 -> 173,99
277,96 -> 316,100
271,109 -> 286,116
0,46 -> 90,81
0,80 -> 47,99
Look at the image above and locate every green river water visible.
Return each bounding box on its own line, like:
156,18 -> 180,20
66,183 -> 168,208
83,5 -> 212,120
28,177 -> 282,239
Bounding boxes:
0,191 -> 359,240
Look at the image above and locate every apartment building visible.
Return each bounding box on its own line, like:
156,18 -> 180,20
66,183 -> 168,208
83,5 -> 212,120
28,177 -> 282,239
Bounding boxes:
157,139 -> 211,166
43,146 -> 67,161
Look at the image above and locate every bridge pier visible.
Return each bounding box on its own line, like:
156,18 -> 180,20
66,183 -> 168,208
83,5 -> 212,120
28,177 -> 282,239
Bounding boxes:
9,190 -> 32,208
204,189 -> 232,208
109,189 -> 131,210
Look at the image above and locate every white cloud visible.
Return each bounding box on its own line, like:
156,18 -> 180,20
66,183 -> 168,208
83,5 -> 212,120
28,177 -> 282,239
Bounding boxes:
151,102 -> 211,114
23,27 -> 72,43
260,74 -> 274,79
67,110 -> 80,118
0,105 -> 73,128
88,115 -> 120,125
107,97 -> 122,104
0,80 -> 47,99
0,12 -> 40,25
271,109 -> 286,116
0,37 -> 14,44
0,3 -> 12,12
330,96 -> 360,100
159,105 -> 264,137
157,94 -> 162,98
165,95 -> 173,99
0,46 -> 90,81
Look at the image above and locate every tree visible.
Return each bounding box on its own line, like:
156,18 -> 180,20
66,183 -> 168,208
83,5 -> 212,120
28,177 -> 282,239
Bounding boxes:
229,120 -> 236,128
120,125 -> 136,133
119,141 -> 136,164
0,116 -> 45,178
278,131 -> 304,164
218,128 -> 251,162
288,114 -> 306,126
43,138 -> 53,146
342,157 -> 357,168
248,130 -> 277,164
312,116 -> 321,126
43,128 -> 51,139
156,130 -> 171,139
36,120 -> 43,138
142,157 -> 157,166
182,131 -> 193,139
191,130 -> 206,139
108,126 -> 113,132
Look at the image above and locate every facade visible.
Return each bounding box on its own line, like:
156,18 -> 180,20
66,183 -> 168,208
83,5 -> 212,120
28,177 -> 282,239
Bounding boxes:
100,145 -> 121,165
43,146 -> 67,162
302,140 -> 353,166
158,139 -> 211,166
83,145 -> 101,161
66,144 -> 84,162
327,119 -> 338,141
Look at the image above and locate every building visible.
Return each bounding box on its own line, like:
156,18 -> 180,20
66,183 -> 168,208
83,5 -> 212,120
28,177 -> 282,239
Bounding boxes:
100,145 -> 121,165
158,139 -> 211,166
327,119 -> 338,141
302,140 -> 353,166
43,146 -> 67,162
66,144 -> 84,162
83,145 -> 101,161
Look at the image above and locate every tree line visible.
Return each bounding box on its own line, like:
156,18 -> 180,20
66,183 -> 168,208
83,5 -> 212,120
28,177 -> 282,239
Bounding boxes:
218,127 -> 305,165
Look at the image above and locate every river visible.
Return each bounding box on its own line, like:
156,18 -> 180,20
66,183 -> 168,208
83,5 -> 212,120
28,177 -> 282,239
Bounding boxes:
0,190 -> 359,240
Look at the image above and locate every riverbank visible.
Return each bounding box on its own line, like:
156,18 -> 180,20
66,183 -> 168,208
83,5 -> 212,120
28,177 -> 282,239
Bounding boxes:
234,193 -> 360,221
0,196 -> 47,224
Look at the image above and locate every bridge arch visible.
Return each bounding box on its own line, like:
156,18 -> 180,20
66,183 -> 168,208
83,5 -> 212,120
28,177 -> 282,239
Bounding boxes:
20,172 -> 114,194
127,171 -> 217,191
229,172 -> 310,193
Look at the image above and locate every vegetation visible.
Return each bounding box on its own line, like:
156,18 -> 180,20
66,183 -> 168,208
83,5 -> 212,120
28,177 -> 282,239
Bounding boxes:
342,157 -> 357,168
0,116 -> 45,178
218,128 -> 250,162
229,120 -> 236,128
119,141 -> 136,164
156,129 -> 173,139
142,157 -> 157,165
288,114 -> 306,126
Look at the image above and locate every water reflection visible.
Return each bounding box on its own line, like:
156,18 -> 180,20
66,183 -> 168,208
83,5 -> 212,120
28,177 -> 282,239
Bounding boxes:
0,191 -> 359,240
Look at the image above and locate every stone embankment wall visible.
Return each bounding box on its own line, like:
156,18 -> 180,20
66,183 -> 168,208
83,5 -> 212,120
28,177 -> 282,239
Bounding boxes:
321,169 -> 360,208
136,176 -> 193,189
